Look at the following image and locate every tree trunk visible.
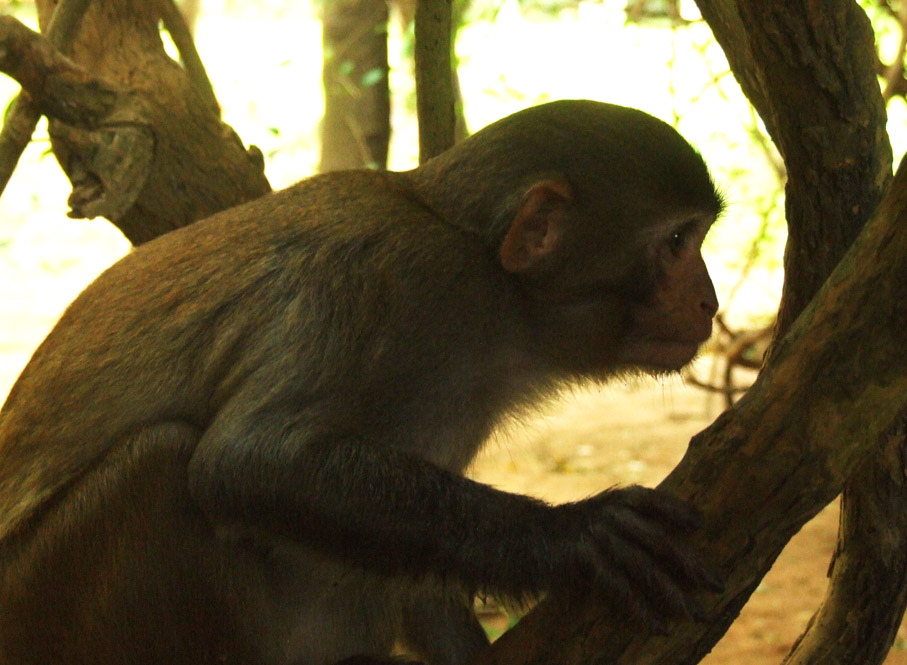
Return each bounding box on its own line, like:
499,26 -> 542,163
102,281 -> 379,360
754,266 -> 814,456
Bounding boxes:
696,3 -> 907,665
414,0 -> 456,162
10,0 -> 272,245
320,0 -> 392,172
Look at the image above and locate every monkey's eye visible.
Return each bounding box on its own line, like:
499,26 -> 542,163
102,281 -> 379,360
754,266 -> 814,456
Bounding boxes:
668,227 -> 690,255
667,220 -> 702,257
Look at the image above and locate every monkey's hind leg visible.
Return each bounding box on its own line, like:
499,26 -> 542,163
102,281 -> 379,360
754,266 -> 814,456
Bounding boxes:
0,422 -> 258,665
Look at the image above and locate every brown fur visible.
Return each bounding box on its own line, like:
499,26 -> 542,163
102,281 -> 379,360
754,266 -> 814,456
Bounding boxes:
0,100 -> 722,665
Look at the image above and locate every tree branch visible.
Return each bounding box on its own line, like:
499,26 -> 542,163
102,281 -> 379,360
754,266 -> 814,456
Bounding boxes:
0,15 -> 153,222
0,0 -> 91,196
414,0 -> 456,163
0,17 -> 120,126
710,5 -> 904,665
156,0 -> 220,117
6,0 -> 271,245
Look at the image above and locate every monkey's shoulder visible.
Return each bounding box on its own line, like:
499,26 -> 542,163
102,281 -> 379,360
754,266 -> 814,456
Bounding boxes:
113,170 -> 468,277
188,169 -> 442,240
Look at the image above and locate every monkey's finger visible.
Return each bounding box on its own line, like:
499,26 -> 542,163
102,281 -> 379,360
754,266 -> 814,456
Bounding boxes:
573,539 -> 670,631
600,506 -> 725,593
614,532 -> 712,621
610,485 -> 705,533
585,527 -> 707,625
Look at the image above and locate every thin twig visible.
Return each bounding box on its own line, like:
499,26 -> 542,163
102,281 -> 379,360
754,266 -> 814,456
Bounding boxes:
44,0 -> 92,51
157,0 -> 220,116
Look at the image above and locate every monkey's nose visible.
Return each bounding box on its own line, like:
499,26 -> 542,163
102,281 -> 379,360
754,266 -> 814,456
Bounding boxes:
700,278 -> 719,318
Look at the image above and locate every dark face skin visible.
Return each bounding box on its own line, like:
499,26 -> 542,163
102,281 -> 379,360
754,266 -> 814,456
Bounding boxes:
493,180 -> 719,377
0,100 -> 723,665
616,212 -> 719,370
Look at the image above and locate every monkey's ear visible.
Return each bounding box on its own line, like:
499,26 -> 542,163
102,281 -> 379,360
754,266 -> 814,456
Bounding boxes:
499,180 -> 573,273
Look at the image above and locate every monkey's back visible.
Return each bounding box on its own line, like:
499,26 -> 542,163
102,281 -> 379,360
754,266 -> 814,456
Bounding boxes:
0,169 -> 505,543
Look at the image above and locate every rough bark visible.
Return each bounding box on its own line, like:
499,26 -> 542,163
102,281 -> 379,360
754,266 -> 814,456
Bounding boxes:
0,16 -> 154,224
696,3 -> 907,665
12,0 -> 273,245
320,0 -> 391,172
398,0 -> 469,143
158,0 -> 219,116
783,430 -> 907,665
414,0 -> 456,162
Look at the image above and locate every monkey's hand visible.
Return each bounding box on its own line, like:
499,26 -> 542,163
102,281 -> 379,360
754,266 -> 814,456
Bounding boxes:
549,485 -> 724,627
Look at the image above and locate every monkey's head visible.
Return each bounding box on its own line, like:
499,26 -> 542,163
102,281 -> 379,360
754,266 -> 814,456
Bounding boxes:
413,99 -> 723,377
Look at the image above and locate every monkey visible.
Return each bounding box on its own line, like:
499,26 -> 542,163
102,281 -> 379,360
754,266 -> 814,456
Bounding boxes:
0,99 -> 724,665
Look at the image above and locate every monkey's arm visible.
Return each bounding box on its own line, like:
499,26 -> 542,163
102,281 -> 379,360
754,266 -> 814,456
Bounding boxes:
187,400 -> 721,622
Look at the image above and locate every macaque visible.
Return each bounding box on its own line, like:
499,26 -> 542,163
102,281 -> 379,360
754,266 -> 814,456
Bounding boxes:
0,100 -> 723,665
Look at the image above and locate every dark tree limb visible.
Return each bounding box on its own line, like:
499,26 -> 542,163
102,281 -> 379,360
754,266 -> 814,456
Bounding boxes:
0,16 -> 154,221
10,0 -> 272,245
414,0 -> 456,163
0,97 -> 42,198
701,0 -> 891,328
783,424 -> 907,665
697,3 -> 905,665
41,0 -> 92,44
0,17 -> 118,126
0,0 -> 90,196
